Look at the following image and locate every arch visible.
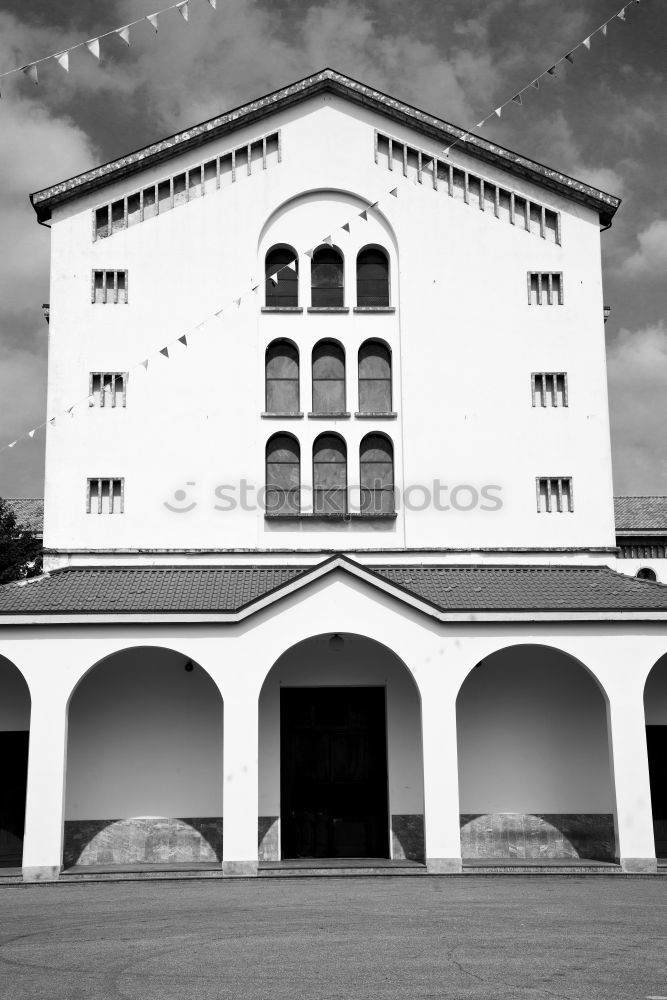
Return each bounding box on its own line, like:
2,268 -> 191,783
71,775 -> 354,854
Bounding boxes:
637,567 -> 658,582
311,245 -> 344,308
456,643 -> 614,861
313,432 -> 347,515
0,656 -> 31,869
265,339 -> 299,414
265,432 -> 300,515
644,653 -> 667,858
358,339 -> 392,414
265,245 -> 298,308
258,632 -> 424,862
257,189 -> 399,253
356,245 -> 390,307
360,433 -> 395,514
65,645 -> 224,869
312,339 -> 346,415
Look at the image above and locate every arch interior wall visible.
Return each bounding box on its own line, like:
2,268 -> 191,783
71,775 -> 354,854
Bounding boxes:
644,654 -> 667,858
0,657 -> 31,867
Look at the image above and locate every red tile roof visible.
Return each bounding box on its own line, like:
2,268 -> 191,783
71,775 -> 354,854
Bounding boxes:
614,496 -> 667,533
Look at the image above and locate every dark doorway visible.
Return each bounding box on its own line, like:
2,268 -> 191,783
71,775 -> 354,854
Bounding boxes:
647,725 -> 667,857
0,731 -> 29,866
281,687 -> 389,859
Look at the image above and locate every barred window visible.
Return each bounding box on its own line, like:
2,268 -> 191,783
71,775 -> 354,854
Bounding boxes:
87,478 -> 124,514
89,373 -> 127,408
532,373 -> 567,407
92,270 -> 128,304
536,477 -> 573,513
528,272 -> 563,305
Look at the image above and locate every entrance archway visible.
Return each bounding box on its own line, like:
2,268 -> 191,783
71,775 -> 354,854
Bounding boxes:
0,656 -> 30,868
644,653 -> 667,858
258,634 -> 423,862
457,644 -> 614,861
65,646 -> 223,869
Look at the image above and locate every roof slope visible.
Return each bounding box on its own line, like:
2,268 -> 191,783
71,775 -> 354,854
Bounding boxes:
614,496 -> 667,533
30,68 -> 620,226
2,498 -> 44,536
0,562 -> 666,618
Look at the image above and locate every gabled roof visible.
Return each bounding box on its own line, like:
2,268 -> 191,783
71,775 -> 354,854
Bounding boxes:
2,498 -> 43,537
614,496 -> 667,533
30,68 -> 620,226
1,557 -> 666,624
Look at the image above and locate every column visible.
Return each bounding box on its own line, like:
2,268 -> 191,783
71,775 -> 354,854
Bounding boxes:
607,686 -> 656,873
419,674 -> 462,873
222,689 -> 259,876
22,689 -> 69,881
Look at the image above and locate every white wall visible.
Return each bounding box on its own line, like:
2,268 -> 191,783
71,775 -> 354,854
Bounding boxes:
645,654 -> 667,724
258,633 -> 423,818
0,655 -> 30,730
65,647 -> 223,819
457,644 -> 613,812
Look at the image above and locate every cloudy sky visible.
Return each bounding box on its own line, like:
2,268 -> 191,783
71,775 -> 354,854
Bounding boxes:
0,0 -> 665,498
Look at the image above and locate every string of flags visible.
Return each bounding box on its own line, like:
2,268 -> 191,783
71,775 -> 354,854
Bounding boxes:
0,0 -> 643,457
0,0 -> 216,90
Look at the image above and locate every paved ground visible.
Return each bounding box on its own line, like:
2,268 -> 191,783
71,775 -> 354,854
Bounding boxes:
0,876 -> 666,999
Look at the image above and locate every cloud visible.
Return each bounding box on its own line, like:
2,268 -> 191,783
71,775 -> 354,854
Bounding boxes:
607,322 -> 667,494
618,219 -> 667,280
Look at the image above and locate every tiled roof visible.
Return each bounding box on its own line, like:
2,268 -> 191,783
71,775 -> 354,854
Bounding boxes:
0,561 -> 666,617
2,498 -> 44,536
614,496 -> 667,532
30,69 -> 620,226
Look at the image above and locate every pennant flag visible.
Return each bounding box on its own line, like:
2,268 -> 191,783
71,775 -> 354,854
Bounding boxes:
369,201 -> 379,210
178,335 -> 188,346
269,273 -> 279,285
55,51 -> 69,72
178,1 -> 189,21
215,308 -> 224,317
86,38 -> 100,59
342,223 -> 350,233
49,418 -> 56,427
305,249 -> 314,259
67,406 -> 74,416
389,188 -> 398,197
141,359 -> 149,370
617,8 -> 626,21
207,0 -> 217,7
512,93 -> 522,105
359,210 -> 368,221
116,25 -> 131,45
602,23 -> 608,36
565,51 -> 575,64
530,79 -> 540,89
160,347 -> 169,359
583,36 -> 591,49
494,107 -> 502,118
28,429 -> 36,439
284,261 -> 297,272
147,13 -> 159,31
234,297 -> 242,307
22,64 -> 38,85
547,65 -> 558,77
8,442 -> 16,449
475,120 -> 485,128
251,284 -> 260,293
323,236 -> 333,246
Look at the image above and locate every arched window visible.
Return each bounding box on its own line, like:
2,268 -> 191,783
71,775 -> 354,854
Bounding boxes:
312,341 -> 345,414
265,246 -> 298,308
265,434 -> 300,515
311,246 -> 344,307
313,434 -> 347,514
266,340 -> 299,414
360,434 -> 394,514
358,341 -> 392,413
356,247 -> 389,307
637,567 -> 658,582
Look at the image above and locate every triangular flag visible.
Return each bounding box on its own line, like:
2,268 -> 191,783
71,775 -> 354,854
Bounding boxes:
8,442 -> 16,449
178,1 -> 189,21
207,0 -> 217,7
583,36 -> 591,49
305,249 -> 314,259
368,201 -> 379,210
602,23 -> 608,36
342,223 -> 350,232
67,406 -> 74,416
178,335 -> 187,346
49,418 -> 56,427
251,284 -> 260,293
494,107 -> 502,118
22,64 -> 38,85
284,261 -> 297,272
530,79 -> 540,89
511,93 -> 522,105
117,25 -> 131,45
475,120 -> 485,129
359,210 -> 368,221
141,359 -> 149,370
160,347 -> 169,358
86,38 -> 100,59
565,52 -> 575,64
234,297 -> 242,307
147,13 -> 159,31
28,429 -> 36,439
617,8 -> 626,21
547,65 -> 558,77
323,236 -> 333,246
55,51 -> 69,72
215,308 -> 224,317
389,188 -> 398,197
269,273 -> 279,285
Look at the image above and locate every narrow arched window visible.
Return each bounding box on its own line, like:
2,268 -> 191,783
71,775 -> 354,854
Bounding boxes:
266,434 -> 300,515
356,247 -> 389,307
266,341 -> 299,414
311,246 -> 344,307
313,434 -> 347,514
360,434 -> 394,514
312,341 -> 345,414
265,246 -> 298,307
358,341 -> 392,413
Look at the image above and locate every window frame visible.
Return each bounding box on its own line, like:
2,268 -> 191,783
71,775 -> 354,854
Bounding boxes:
265,433 -> 301,515
265,340 -> 300,415
356,245 -> 390,308
311,340 -> 347,415
313,433 -> 348,515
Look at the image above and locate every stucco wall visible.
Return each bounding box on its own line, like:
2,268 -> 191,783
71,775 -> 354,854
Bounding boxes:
457,644 -> 614,812
65,647 -> 223,820
0,655 -> 30,730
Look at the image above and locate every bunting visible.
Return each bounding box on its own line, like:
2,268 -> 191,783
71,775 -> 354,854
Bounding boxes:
55,51 -> 69,72
147,14 -> 160,31
178,1 -> 189,21
160,347 -> 169,358
116,25 -> 131,46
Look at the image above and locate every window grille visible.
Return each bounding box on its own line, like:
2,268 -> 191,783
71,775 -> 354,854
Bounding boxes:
528,272 -> 563,305
92,270 -> 128,304
89,373 -> 128,408
536,477 -> 573,513
531,373 -> 567,407
87,478 -> 124,514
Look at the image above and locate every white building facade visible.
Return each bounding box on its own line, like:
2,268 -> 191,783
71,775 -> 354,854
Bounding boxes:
1,70 -> 666,880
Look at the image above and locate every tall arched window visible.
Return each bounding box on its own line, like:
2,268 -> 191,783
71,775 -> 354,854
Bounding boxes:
266,340 -> 299,414
313,434 -> 347,514
311,246 -> 344,307
312,341 -> 345,414
356,247 -> 389,307
358,341 -> 392,413
360,434 -> 394,514
266,434 -> 300,514
265,246 -> 298,307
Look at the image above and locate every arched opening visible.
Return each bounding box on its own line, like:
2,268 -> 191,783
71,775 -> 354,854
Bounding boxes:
266,433 -> 300,515
311,245 -> 344,308
64,647 -> 223,869
313,433 -> 347,515
457,645 -> 614,861
312,340 -> 345,415
644,653 -> 667,859
356,246 -> 389,307
358,340 -> 392,414
265,245 -> 298,307
258,634 -> 424,863
637,567 -> 658,582
360,433 -> 394,514
0,656 -> 30,869
265,340 -> 299,414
